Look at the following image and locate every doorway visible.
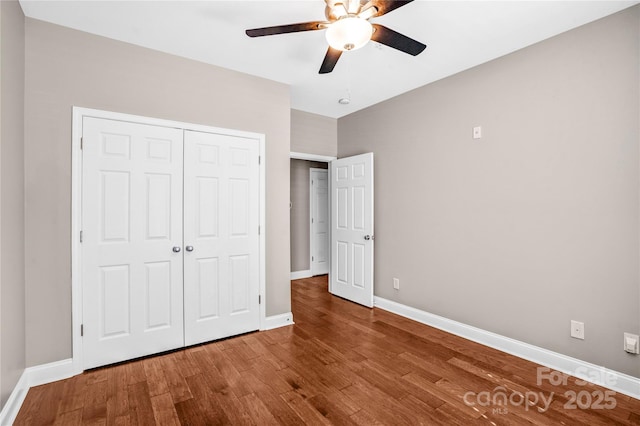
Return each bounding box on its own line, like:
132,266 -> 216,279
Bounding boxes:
290,158 -> 329,279
289,151 -> 374,309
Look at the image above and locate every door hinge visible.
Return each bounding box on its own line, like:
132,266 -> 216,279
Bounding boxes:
80,137 -> 83,150
311,217 -> 314,223
312,256 -> 314,261
80,324 -> 84,337
258,295 -> 261,305
258,156 -> 261,165
80,230 -> 83,243
258,225 -> 260,235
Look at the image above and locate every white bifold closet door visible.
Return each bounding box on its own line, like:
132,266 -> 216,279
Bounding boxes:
182,130 -> 260,346
81,117 -> 260,370
82,117 -> 185,369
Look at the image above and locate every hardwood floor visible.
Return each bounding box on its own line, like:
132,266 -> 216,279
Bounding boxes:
15,275 -> 640,425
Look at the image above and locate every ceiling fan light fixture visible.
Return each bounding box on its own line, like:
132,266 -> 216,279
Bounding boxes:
325,16 -> 373,51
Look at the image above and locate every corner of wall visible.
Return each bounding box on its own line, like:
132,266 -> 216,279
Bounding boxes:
1,0 -> 32,410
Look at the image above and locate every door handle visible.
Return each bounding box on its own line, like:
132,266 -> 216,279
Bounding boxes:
172,246 -> 181,253
364,235 -> 374,241
185,246 -> 194,252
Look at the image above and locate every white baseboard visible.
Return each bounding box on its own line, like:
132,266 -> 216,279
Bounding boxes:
374,296 -> 640,400
26,358 -> 76,387
263,312 -> 294,330
0,370 -> 28,426
0,358 -> 75,425
291,270 -> 312,280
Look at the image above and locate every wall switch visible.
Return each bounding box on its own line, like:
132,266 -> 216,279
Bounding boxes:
570,320 -> 585,340
393,278 -> 400,290
624,333 -> 639,354
473,126 -> 482,139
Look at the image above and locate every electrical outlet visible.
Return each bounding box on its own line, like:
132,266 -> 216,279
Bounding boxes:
473,126 -> 482,139
571,320 -> 585,340
393,278 -> 400,290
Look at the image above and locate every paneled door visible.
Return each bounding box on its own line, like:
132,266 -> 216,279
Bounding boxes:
81,117 -> 262,369
82,117 -> 185,369
330,153 -> 374,307
310,168 -> 329,276
183,130 -> 260,346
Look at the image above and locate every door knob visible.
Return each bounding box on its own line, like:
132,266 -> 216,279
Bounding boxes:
172,246 -> 181,253
364,235 -> 371,240
185,246 -> 194,252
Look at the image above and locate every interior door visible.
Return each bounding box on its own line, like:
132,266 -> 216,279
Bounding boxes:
183,130 -> 261,346
82,117 -> 185,369
330,153 -> 374,307
310,168 -> 330,276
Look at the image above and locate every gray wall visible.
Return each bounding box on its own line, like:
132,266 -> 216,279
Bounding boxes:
291,109 -> 337,157
290,160 -> 328,273
289,109 -> 335,273
0,0 -> 26,406
24,18 -> 291,367
338,6 -> 640,377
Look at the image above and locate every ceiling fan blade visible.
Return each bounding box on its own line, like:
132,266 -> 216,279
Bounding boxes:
371,24 -> 426,56
319,47 -> 343,74
246,21 -> 325,37
371,0 -> 414,17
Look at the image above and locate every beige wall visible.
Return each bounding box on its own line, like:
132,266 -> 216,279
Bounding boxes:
339,6 -> 640,377
24,19 -> 291,367
291,109 -> 337,157
290,160 -> 328,273
0,0 -> 26,406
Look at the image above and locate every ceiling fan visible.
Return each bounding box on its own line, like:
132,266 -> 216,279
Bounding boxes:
246,0 -> 426,74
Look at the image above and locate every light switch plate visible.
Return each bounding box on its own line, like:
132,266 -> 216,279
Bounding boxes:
624,332 -> 639,354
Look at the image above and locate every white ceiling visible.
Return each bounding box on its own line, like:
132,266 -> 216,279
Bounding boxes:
19,0 -> 639,118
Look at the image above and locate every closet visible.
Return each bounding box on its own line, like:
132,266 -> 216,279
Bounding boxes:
80,116 -> 261,369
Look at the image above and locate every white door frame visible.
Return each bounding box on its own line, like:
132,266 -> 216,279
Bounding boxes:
289,152 -> 336,285
290,152 -> 336,163
72,107 -> 266,374
309,168 -> 329,276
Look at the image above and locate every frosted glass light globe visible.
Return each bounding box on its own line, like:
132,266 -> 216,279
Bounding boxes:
325,17 -> 373,51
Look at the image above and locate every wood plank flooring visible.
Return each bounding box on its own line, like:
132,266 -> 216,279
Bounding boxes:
14,275 -> 640,425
